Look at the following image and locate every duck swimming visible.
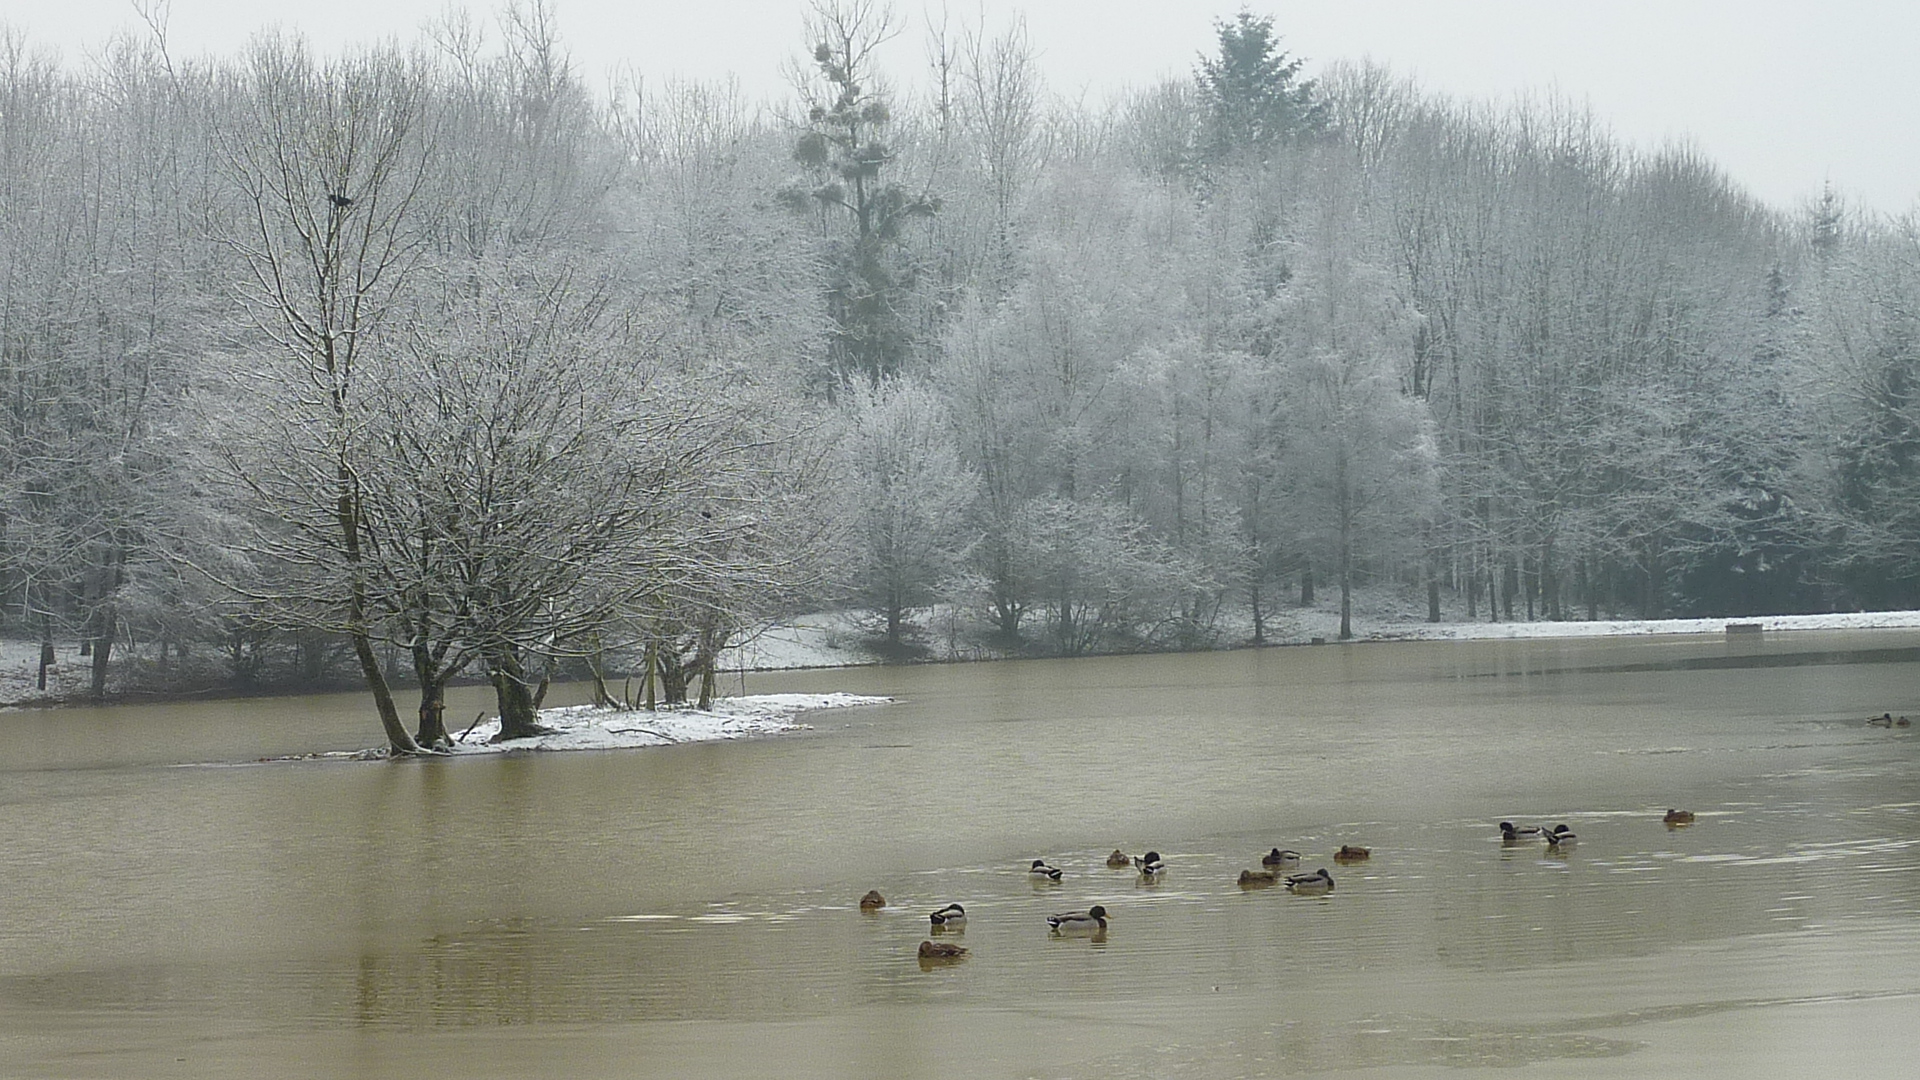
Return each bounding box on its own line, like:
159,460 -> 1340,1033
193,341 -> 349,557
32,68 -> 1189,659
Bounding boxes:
1262,848 -> 1302,868
1285,868 -> 1335,895
1106,849 -> 1132,868
1334,845 -> 1371,862
929,903 -> 967,928
1133,851 -> 1166,876
1500,821 -> 1545,842
1047,905 -> 1110,933
858,890 -> 886,910
917,940 -> 968,960
1663,809 -> 1695,826
1238,869 -> 1281,887
1029,859 -> 1064,881
1545,824 -> 1578,849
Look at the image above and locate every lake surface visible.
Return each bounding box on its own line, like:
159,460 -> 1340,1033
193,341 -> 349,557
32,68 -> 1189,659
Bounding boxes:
3,631 -> 1919,1078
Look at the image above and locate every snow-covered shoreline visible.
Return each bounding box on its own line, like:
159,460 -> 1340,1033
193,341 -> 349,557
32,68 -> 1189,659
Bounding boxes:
719,606 -> 1920,671
1351,609 -> 1920,642
10,605 -> 1920,709
451,691 -> 890,754
236,692 -> 892,763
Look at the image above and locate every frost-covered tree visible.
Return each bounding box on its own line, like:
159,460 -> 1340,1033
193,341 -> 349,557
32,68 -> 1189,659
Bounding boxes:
1273,164 -> 1436,639
207,36 -> 443,752
0,33 -> 212,698
1796,210 -> 1920,606
838,378 -> 976,652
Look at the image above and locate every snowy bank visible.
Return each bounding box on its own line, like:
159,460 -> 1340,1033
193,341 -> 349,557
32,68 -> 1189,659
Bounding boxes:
713,602 -> 1920,672
11,600 -> 1920,709
1364,610 -> 1920,641
440,692 -> 889,755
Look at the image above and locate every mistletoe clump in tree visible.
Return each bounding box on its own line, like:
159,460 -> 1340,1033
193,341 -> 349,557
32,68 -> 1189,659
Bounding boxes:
784,0 -> 937,385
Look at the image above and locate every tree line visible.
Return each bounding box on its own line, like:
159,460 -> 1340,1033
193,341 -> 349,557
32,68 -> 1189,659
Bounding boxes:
2,4 -> 1914,748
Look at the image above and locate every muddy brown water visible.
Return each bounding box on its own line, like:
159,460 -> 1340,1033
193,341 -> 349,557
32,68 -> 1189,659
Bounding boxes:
3,631 -> 1918,1078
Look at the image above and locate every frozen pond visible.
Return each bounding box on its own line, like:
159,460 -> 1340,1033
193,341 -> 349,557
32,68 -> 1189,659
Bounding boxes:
3,629 -> 1918,1078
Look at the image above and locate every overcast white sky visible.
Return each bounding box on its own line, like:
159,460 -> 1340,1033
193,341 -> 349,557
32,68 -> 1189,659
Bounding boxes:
7,0 -> 1916,215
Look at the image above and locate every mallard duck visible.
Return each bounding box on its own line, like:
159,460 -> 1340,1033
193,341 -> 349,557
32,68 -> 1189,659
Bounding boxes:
1662,809 -> 1695,826
1545,824 -> 1578,849
1284,868 -> 1335,895
917,940 -> 968,960
1133,850 -> 1165,876
1029,859 -> 1064,881
1334,844 -> 1371,862
1262,847 -> 1302,868
1500,821 -> 1544,842
1900,716 -> 1913,727
1868,712 -> 1895,727
929,903 -> 967,928
1106,849 -> 1132,868
1238,868 -> 1281,887
858,890 -> 886,910
1047,905 -> 1109,933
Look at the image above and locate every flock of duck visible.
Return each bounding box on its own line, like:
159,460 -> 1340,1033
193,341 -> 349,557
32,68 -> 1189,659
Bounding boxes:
869,810 -> 1714,964
876,711 -> 1899,965
864,843 -> 1377,964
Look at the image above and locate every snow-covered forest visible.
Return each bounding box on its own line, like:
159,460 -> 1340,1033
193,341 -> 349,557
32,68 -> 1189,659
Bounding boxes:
4,3 -> 1918,743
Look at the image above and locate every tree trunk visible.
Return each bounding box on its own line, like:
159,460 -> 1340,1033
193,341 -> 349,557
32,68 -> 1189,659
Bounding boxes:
1541,540 -> 1560,620
1336,443 -> 1353,641
642,639 -> 658,711
299,632 -> 327,684
658,643 -> 688,706
589,651 -> 618,709
341,473 -> 418,755
532,665 -> 550,712
1586,554 -> 1600,621
697,627 -> 720,711
1300,561 -> 1315,606
1337,523 -> 1353,641
414,679 -> 450,749
37,630 -> 54,693
411,642 -> 453,749
352,630 -> 417,755
1524,554 -> 1535,621
1249,579 -> 1266,644
1642,542 -> 1662,619
489,650 -> 551,742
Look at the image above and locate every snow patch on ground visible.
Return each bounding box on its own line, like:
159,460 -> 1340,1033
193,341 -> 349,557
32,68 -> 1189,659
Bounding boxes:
444,691 -> 888,755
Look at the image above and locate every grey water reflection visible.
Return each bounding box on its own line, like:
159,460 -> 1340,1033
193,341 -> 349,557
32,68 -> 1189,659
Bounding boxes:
4,630 -> 1920,1077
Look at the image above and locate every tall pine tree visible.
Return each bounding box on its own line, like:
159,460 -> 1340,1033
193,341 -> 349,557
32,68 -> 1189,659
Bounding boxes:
1198,10 -> 1327,164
